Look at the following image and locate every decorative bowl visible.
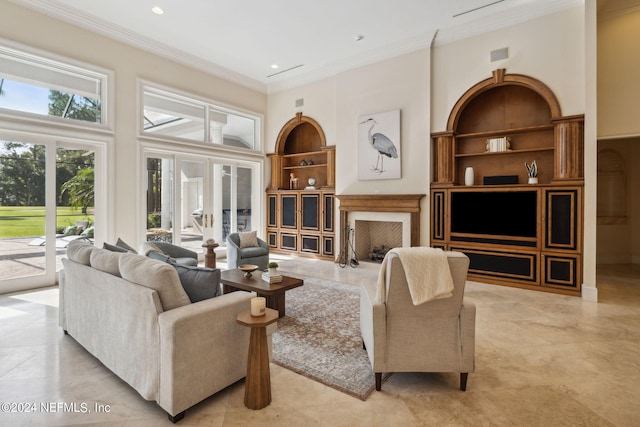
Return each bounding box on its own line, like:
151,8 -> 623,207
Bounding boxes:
238,264 -> 259,278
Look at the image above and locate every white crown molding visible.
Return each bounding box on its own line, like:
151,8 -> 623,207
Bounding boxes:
10,0 -> 268,93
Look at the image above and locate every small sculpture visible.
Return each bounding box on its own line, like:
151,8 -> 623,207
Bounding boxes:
525,160 -> 538,184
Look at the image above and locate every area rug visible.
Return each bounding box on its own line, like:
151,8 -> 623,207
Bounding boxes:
271,274 -> 377,401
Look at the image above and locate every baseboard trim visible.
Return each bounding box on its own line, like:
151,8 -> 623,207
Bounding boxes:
581,285 -> 598,302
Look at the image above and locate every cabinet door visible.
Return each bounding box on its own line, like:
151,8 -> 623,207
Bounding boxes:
301,193 -> 320,230
323,193 -> 334,233
431,190 -> 447,243
544,188 -> 581,251
281,193 -> 297,229
267,193 -> 278,228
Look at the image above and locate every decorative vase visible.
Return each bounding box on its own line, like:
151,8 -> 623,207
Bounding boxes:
528,177 -> 538,184
269,267 -> 278,275
464,167 -> 474,186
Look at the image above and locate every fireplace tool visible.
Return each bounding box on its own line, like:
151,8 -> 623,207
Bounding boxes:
338,223 -> 359,268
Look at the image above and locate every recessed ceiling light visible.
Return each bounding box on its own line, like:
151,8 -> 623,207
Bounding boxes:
151,6 -> 164,15
271,64 -> 279,69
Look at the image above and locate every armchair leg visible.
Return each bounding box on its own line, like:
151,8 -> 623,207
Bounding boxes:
375,373 -> 382,391
460,373 -> 468,391
168,410 -> 185,423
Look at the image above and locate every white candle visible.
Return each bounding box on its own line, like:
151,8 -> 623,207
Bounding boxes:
251,297 -> 266,316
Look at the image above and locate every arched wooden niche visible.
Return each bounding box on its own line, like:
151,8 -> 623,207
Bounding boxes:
447,69 -> 562,131
275,112 -> 327,154
268,112 -> 335,190
432,68 -> 583,186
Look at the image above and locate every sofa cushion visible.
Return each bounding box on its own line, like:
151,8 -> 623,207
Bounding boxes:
173,265 -> 221,302
240,246 -> 268,257
66,239 -> 95,265
119,253 -> 190,311
238,230 -> 258,248
90,248 -> 123,277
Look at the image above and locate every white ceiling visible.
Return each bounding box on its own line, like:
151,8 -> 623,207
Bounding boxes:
11,0 -> 628,93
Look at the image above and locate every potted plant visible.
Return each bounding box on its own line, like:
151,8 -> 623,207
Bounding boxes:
267,261 -> 279,275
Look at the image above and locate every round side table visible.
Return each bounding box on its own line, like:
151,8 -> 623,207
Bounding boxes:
202,240 -> 219,268
236,308 -> 279,410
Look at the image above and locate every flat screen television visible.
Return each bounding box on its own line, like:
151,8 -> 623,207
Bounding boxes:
450,191 -> 537,238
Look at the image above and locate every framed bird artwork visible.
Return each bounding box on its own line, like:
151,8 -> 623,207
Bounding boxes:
357,109 -> 401,180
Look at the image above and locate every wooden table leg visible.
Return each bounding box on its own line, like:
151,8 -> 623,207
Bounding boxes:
264,293 -> 285,317
244,326 -> 271,409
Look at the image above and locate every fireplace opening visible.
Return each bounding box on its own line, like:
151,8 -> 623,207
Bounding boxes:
354,220 -> 402,263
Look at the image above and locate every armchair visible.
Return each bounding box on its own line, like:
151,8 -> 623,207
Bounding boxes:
360,249 -> 474,391
226,231 -> 269,270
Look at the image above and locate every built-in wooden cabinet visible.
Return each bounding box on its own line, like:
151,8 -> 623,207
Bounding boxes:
267,113 -> 335,259
431,69 -> 583,296
266,190 -> 335,258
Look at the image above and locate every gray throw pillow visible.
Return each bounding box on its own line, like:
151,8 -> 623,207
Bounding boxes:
172,264 -> 221,303
115,238 -> 137,253
103,242 -> 128,253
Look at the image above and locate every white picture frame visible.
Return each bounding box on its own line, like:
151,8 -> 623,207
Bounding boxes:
358,109 -> 401,180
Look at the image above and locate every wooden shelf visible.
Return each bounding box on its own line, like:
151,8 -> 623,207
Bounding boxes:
282,150 -> 326,158
456,124 -> 553,139
283,164 -> 327,170
455,147 -> 553,158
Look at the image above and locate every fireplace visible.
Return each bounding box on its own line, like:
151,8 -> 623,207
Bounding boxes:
337,194 -> 425,264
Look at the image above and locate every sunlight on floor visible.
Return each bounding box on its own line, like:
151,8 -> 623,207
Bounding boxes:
9,287 -> 59,307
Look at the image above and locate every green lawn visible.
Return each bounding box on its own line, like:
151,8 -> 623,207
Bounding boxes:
0,206 -> 94,239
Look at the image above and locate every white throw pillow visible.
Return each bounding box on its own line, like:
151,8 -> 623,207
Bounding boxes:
239,231 -> 258,248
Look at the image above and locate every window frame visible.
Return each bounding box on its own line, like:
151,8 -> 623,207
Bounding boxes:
0,38 -> 114,133
139,80 -> 263,154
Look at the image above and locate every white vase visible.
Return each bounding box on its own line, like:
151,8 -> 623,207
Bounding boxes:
528,177 -> 538,184
269,267 -> 278,275
464,167 -> 474,186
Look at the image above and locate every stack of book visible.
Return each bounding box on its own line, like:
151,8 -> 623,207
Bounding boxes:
262,271 -> 283,284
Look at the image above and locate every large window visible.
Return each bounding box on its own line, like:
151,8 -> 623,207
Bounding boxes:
0,45 -> 106,125
142,85 -> 260,150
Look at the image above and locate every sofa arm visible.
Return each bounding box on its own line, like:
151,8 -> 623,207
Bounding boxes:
359,279 -> 386,371
257,237 -> 269,250
460,301 -> 476,373
157,291 -> 254,416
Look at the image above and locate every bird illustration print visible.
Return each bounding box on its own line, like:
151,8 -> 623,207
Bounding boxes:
360,117 -> 398,173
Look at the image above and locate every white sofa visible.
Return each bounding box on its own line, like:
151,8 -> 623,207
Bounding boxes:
59,240 -> 268,422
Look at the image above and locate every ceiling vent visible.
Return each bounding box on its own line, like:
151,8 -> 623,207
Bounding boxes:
267,64 -> 304,78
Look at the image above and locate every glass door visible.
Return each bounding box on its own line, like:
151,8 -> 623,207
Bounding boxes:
0,138 -> 99,293
144,152 -> 260,255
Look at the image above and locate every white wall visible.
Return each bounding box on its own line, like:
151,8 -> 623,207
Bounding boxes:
0,2 -> 267,247
267,48 -> 432,244
431,6 -> 586,131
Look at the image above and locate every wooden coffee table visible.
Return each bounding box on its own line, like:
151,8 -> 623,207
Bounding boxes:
221,269 -> 303,317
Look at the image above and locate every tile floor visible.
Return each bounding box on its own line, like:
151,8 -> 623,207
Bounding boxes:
0,256 -> 639,426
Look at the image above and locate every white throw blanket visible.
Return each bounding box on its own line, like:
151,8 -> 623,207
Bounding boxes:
375,247 -> 454,305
